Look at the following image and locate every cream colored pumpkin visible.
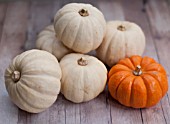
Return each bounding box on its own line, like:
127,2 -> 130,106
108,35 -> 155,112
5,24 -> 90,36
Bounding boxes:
60,53 -> 107,103
54,3 -> 106,53
36,25 -> 72,61
96,21 -> 145,67
5,50 -> 62,113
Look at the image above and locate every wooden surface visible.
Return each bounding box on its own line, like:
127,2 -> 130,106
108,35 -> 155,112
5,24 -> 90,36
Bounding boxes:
0,0 -> 170,124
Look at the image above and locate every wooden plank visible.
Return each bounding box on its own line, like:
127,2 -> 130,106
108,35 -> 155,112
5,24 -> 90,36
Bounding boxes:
79,90 -> 110,124
77,1 -> 111,124
146,0 -> 170,123
24,0 -> 58,50
98,0 -> 125,21
98,1 -> 143,124
18,1 -> 66,124
0,1 -> 29,124
122,0 -> 169,124
0,3 -> 7,41
146,0 -> 170,38
55,1 -> 111,124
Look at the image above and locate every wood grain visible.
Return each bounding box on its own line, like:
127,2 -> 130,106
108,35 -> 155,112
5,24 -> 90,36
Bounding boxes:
146,0 -> 170,123
18,1 -> 65,124
0,3 -> 7,41
98,1 -> 143,124
24,0 -> 60,50
0,0 -> 169,124
0,1 -> 29,124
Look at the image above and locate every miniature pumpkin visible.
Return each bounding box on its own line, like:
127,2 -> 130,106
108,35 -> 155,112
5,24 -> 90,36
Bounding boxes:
54,3 -> 106,53
5,50 -> 62,113
96,21 -> 145,67
36,25 -> 72,61
108,55 -> 168,108
60,53 -> 107,103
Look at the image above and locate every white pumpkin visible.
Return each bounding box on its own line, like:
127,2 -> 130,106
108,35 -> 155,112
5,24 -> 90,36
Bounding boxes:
96,21 -> 145,67
5,50 -> 62,113
36,25 -> 72,61
54,3 -> 106,53
60,53 -> 107,103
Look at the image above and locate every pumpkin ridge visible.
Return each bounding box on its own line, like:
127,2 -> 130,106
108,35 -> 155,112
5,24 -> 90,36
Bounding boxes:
141,74 -> 162,107
108,65 -> 131,78
129,56 -> 142,68
14,84 -> 31,111
15,51 -> 33,69
116,75 -> 135,106
118,58 -> 135,70
82,67 -> 88,102
130,76 -> 146,108
93,64 -> 107,93
140,56 -> 156,69
17,82 -> 57,109
129,77 -> 136,106
55,13 -> 75,40
123,28 -> 127,59
19,80 -> 58,98
115,75 -> 132,100
15,83 -> 43,111
143,72 -> 166,97
60,15 -> 79,42
60,66 -> 72,95
142,63 -> 166,74
54,11 -> 71,27
20,74 -> 61,91
140,75 -> 149,107
105,30 -> 119,64
96,31 -> 109,63
71,18 -> 82,49
88,18 -> 95,50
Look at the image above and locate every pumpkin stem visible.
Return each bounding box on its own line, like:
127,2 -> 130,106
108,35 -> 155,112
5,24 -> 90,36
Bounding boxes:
79,8 -> 89,17
11,71 -> 21,82
117,25 -> 126,31
78,57 -> 88,66
133,65 -> 142,76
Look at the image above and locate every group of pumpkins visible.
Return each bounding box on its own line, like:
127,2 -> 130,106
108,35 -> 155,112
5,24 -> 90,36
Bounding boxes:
4,3 -> 168,113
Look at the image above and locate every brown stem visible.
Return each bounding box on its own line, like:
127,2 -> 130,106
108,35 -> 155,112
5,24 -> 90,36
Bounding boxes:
79,9 -> 89,17
77,57 -> 88,66
11,71 -> 21,82
117,25 -> 126,31
133,65 -> 142,76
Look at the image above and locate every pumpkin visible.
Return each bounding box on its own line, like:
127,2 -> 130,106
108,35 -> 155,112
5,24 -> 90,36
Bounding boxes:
108,55 -> 168,108
54,3 -> 106,53
36,25 -> 72,61
60,53 -> 107,103
5,50 -> 62,113
96,21 -> 145,67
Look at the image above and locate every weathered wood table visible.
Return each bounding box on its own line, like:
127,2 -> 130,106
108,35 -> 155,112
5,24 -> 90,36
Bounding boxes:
0,0 -> 170,124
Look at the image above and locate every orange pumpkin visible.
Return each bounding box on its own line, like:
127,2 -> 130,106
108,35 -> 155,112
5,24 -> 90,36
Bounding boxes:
108,55 -> 168,108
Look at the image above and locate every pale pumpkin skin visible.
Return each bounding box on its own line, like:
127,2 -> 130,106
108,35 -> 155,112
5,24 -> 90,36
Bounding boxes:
36,25 -> 72,61
54,3 -> 106,53
96,21 -> 145,67
5,50 -> 62,113
60,53 -> 107,103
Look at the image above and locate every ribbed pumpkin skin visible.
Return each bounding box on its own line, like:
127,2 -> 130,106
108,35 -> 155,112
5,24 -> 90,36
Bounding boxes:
5,50 -> 62,113
54,3 -> 106,53
36,25 -> 72,61
60,53 -> 107,103
108,55 -> 168,108
96,21 -> 145,67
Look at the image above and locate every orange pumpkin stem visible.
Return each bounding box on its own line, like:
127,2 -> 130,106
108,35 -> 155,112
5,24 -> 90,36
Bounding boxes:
78,57 -> 88,66
133,65 -> 142,76
11,70 -> 21,82
79,8 -> 89,17
117,25 -> 126,31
